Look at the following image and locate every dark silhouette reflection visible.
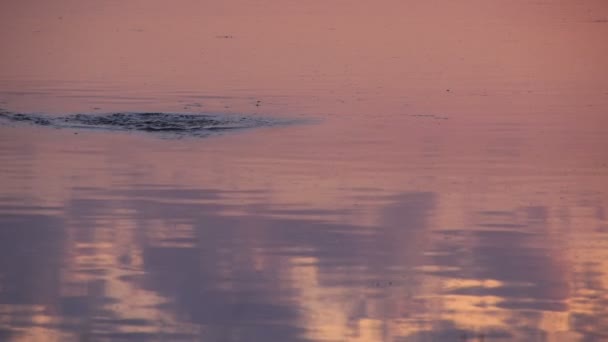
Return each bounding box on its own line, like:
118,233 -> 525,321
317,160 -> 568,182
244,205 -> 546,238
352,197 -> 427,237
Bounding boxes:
1,186 -> 607,341
0,213 -> 65,337
0,188 -> 438,341
66,189 -> 437,341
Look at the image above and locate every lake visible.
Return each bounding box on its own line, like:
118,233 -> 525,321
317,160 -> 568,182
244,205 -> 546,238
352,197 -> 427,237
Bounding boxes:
0,1 -> 607,341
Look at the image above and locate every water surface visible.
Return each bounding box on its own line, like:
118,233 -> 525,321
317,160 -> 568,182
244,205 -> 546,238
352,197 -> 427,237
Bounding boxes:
1,1 -> 608,341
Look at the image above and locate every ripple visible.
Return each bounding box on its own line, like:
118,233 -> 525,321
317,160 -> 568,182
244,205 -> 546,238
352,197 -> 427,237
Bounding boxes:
0,110 -> 286,137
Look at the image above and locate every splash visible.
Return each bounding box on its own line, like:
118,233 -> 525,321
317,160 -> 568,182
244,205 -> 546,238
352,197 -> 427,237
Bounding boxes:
0,111 -> 284,137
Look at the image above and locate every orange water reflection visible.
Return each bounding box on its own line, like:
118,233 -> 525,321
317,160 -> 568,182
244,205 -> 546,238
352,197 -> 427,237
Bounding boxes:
1,117 -> 607,341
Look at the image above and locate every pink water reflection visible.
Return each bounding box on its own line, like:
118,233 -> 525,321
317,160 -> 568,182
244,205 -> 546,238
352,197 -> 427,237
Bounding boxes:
1,0 -> 608,341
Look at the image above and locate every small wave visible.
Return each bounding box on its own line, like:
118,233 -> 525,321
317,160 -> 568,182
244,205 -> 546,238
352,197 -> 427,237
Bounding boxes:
0,111 -> 284,137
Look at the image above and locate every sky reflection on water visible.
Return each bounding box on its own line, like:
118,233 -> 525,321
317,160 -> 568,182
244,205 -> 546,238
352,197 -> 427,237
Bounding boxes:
0,124 -> 607,341
1,0 -> 608,341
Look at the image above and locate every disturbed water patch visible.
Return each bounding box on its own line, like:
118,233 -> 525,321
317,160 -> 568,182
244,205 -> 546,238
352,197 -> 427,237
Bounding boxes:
0,110 -> 286,137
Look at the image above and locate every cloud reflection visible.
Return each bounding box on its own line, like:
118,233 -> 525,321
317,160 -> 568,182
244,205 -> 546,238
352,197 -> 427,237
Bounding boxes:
0,183 -> 606,341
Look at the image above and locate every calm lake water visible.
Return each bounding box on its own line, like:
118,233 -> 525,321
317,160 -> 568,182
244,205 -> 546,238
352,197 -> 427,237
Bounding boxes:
1,1 -> 608,341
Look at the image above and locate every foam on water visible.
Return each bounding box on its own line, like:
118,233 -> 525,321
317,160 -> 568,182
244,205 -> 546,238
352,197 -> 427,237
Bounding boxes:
0,110 -> 285,137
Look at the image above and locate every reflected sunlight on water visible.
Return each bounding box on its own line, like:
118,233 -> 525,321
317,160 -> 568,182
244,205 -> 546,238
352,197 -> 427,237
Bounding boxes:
1,0 -> 608,341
